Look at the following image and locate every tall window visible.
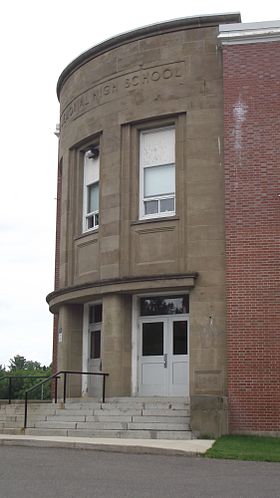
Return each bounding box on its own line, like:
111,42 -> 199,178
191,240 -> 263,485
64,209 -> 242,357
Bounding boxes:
139,126 -> 175,219
83,147 -> 99,231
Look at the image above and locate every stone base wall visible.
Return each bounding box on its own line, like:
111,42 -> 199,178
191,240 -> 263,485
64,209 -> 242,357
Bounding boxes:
190,395 -> 228,438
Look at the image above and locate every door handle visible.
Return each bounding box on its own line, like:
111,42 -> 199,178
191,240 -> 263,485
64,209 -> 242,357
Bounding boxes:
164,353 -> 167,369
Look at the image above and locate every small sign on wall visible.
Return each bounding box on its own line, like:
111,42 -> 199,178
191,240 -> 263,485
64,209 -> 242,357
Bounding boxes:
58,328 -> 63,343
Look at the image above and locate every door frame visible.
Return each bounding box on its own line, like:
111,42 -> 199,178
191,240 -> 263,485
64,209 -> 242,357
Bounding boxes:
82,301 -> 102,397
131,292 -> 189,397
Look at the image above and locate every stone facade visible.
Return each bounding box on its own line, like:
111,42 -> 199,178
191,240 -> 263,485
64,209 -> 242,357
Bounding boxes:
47,14 -> 279,437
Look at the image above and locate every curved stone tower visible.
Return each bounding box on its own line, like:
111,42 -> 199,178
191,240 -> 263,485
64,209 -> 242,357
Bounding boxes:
47,13 -> 241,436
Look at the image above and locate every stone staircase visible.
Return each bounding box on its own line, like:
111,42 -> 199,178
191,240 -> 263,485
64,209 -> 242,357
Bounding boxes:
0,398 -> 193,440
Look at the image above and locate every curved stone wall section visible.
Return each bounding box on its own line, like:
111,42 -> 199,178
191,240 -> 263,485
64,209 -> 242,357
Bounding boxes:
57,21 -> 225,292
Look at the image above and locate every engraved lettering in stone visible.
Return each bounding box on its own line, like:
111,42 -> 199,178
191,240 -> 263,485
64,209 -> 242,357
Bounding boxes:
163,69 -> 172,79
175,68 -> 183,78
60,62 -> 185,129
132,75 -> 139,86
151,71 -> 160,81
195,370 -> 222,393
142,72 -> 149,84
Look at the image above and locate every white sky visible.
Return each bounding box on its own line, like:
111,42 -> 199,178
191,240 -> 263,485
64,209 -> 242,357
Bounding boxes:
0,0 -> 279,368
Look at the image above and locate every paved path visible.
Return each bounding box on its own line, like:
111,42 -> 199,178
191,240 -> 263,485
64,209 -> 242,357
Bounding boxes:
0,445 -> 279,498
0,434 -> 214,456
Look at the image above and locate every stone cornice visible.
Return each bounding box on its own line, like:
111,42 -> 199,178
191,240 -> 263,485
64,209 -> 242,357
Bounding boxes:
47,273 -> 199,313
57,13 -> 241,99
219,20 -> 280,46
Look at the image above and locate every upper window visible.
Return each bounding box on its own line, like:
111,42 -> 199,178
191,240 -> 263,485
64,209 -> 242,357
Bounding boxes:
83,147 -> 99,232
139,126 -> 175,219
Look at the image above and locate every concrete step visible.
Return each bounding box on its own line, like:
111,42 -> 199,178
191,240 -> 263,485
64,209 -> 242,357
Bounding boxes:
64,403 -> 101,410
55,409 -> 94,416
25,427 -> 192,440
142,408 -> 190,416
93,408 -> 143,416
35,421 -> 78,429
1,398 -> 192,440
45,413 -> 189,425
0,427 -> 24,435
46,415 -> 86,422
131,416 -> 189,424
25,428 -> 68,437
127,422 -> 189,431
86,415 -> 133,423
76,421 -> 127,430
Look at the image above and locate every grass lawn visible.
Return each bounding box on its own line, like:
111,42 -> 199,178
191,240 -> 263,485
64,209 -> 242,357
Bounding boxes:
205,435 -> 280,462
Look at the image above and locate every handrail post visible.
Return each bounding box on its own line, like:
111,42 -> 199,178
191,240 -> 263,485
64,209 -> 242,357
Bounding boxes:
63,372 -> 67,404
24,391 -> 28,429
102,375 -> 106,404
8,377 -> 12,404
55,376 -> 58,404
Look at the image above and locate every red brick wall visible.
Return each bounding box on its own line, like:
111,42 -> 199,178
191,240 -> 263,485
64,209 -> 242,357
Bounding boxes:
52,159 -> 63,376
223,41 -> 280,432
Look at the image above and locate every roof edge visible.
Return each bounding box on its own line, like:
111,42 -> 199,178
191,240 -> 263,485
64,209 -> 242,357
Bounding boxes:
219,19 -> 280,46
56,12 -> 241,99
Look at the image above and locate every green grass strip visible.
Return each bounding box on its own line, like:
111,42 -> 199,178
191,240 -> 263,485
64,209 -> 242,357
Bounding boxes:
205,435 -> 280,462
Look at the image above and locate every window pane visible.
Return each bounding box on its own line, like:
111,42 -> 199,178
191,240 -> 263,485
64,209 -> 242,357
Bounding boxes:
144,164 -> 175,198
173,321 -> 188,355
94,304 -> 102,323
87,182 -> 99,213
160,197 -> 174,212
140,296 -> 189,316
140,127 -> 175,167
144,200 -> 158,215
142,322 -> 163,356
87,215 -> 94,229
89,304 -> 102,324
90,330 -> 101,359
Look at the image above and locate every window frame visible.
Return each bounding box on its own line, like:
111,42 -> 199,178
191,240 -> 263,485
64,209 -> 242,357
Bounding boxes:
139,125 -> 176,220
83,148 -> 100,233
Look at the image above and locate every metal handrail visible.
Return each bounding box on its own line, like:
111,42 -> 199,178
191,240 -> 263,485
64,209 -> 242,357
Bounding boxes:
0,375 -> 49,404
24,370 -> 109,429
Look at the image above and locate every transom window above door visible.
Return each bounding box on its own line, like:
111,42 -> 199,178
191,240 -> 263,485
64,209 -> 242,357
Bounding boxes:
140,295 -> 189,316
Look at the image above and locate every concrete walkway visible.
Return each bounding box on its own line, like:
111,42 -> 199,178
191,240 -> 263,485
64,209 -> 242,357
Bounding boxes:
0,434 -> 214,456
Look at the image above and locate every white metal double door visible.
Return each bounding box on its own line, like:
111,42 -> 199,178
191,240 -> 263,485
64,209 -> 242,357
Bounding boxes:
138,315 -> 189,396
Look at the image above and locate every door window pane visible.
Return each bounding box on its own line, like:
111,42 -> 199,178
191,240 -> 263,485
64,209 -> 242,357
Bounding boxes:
142,322 -> 163,356
173,321 -> 188,355
90,330 -> 101,359
89,304 -> 102,324
140,295 -> 189,316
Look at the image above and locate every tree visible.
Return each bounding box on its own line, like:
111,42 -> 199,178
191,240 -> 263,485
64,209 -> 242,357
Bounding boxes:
0,356 -> 52,401
9,355 -> 27,371
0,365 -> 7,399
